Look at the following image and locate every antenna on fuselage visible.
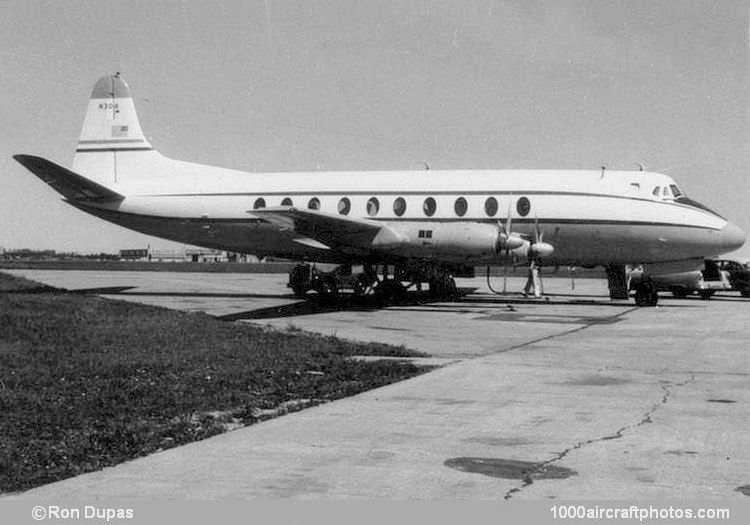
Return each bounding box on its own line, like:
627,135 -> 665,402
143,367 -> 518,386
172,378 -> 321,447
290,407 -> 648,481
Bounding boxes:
600,166 -> 606,179
635,163 -> 645,171
424,162 -> 430,170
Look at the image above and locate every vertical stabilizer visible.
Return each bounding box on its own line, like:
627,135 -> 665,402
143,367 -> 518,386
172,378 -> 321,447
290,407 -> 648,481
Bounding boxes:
73,73 -> 154,184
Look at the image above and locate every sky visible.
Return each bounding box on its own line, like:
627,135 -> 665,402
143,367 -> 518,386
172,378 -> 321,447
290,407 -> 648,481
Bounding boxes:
1,0 -> 748,257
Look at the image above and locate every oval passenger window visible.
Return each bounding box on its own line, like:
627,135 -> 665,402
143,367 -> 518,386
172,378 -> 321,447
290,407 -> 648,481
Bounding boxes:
423,197 -> 436,217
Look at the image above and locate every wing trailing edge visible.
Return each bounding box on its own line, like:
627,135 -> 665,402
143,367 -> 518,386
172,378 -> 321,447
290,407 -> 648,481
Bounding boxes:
13,154 -> 124,203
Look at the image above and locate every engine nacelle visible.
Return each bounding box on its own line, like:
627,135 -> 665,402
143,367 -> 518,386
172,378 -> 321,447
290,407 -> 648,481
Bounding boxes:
396,222 -> 501,261
389,222 -> 554,265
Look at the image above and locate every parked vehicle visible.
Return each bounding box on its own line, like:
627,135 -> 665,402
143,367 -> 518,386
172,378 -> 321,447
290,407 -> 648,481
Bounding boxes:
713,259 -> 750,297
288,263 -> 373,298
629,259 -> 750,299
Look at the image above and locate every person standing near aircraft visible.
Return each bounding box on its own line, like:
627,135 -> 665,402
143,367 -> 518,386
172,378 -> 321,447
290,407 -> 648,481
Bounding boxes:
523,257 -> 542,298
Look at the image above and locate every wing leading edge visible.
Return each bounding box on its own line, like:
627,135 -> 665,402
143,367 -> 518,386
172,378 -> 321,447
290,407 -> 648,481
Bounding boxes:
251,207 -> 405,254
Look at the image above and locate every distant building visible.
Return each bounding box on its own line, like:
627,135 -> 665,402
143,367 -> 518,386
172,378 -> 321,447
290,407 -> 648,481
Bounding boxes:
119,248 -> 149,261
147,249 -> 187,263
185,248 -> 227,263
118,247 -> 231,263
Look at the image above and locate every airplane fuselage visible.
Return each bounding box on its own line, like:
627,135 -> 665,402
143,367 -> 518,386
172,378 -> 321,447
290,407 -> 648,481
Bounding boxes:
71,150 -> 739,268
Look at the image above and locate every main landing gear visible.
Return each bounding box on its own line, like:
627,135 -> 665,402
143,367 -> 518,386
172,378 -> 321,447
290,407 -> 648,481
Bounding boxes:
287,262 -> 459,304
288,263 -> 374,300
426,269 -> 458,300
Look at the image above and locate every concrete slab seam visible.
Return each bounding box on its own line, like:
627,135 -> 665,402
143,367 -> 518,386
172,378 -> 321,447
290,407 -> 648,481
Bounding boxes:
491,307 -> 639,357
503,373 -> 697,499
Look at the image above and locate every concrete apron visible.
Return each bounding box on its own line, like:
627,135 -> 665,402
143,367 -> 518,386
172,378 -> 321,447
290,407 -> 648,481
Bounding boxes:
12,291 -> 750,499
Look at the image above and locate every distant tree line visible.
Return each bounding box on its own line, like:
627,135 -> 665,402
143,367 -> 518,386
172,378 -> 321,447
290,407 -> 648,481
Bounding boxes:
2,249 -> 120,261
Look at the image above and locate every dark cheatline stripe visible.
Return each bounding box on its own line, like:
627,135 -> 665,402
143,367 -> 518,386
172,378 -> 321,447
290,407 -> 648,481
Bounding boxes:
376,217 -> 719,230
69,204 -> 719,231
76,147 -> 154,153
676,197 -> 726,221
78,139 -> 146,145
154,190 -> 634,198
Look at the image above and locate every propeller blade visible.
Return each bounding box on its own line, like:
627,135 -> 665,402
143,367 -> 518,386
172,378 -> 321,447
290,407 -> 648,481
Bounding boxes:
502,197 -> 514,293
506,197 -> 513,236
538,258 -> 544,296
502,246 -> 509,293
497,219 -> 506,236
496,200 -> 525,251
533,213 -> 544,244
529,212 -> 553,297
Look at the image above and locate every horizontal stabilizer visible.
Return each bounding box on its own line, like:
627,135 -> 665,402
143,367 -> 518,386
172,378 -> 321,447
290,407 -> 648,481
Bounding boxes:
13,154 -> 124,203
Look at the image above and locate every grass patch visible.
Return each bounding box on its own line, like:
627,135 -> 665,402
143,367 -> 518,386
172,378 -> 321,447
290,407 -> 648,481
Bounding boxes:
0,273 -> 432,492
0,272 -> 60,293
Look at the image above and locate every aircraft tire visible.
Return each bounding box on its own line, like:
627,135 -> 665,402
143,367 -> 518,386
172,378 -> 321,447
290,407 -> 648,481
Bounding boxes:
352,275 -> 368,296
635,280 -> 658,307
315,276 -> 338,298
375,279 -> 406,305
428,277 -> 456,299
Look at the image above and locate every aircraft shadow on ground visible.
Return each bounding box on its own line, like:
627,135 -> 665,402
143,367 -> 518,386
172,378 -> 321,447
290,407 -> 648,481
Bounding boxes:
457,294 -> 700,309
677,295 -> 750,303
71,286 -> 291,300
69,285 -> 709,322
217,291 -> 701,322
216,292 -> 441,321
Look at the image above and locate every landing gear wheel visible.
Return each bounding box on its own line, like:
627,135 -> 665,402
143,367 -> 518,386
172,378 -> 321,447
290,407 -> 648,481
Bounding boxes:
351,275 -> 369,296
634,280 -> 658,307
314,275 -> 339,299
428,275 -> 457,300
375,279 -> 407,304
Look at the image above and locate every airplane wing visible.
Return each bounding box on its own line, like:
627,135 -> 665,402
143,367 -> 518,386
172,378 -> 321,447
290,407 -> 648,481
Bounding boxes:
13,154 -> 124,203
251,207 -> 405,254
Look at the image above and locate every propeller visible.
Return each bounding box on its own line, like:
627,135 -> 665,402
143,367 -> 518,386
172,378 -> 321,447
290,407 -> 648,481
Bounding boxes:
528,213 -> 554,296
496,199 -> 524,293
530,213 -> 554,258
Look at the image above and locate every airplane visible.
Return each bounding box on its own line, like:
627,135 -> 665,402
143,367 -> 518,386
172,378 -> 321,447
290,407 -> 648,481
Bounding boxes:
14,74 -> 745,307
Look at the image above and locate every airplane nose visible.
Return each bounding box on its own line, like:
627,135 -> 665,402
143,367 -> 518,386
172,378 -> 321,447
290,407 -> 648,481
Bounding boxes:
720,222 -> 746,252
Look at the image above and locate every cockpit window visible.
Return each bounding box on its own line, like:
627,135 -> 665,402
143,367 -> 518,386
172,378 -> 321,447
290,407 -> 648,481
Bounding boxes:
652,185 -> 683,201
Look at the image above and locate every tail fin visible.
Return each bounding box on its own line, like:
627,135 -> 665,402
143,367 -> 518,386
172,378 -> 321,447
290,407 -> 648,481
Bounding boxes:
72,73 -> 156,185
